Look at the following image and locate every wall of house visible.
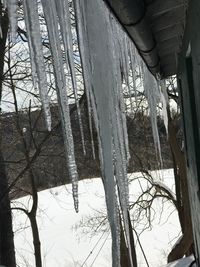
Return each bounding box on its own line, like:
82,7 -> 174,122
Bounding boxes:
178,0 -> 200,263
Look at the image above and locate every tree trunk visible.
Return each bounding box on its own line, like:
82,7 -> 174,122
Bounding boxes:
28,170 -> 42,267
29,214 -> 42,267
0,151 -> 16,267
167,113 -> 193,262
0,5 -> 16,267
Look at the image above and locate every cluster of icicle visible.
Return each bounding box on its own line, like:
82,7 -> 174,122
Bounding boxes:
2,0 -> 168,266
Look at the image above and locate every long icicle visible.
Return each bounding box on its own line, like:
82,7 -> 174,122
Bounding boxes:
73,0 -> 96,159
55,0 -> 86,155
41,0 -> 79,212
74,1 -> 134,266
5,0 -> 17,41
74,0 -> 120,265
110,16 -> 133,267
159,79 -> 169,135
23,0 -> 51,131
143,64 -> 163,166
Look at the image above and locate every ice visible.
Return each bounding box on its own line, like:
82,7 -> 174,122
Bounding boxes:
55,0 -> 86,155
129,43 -> 138,106
4,0 -> 169,265
41,0 -> 79,212
110,18 -> 133,266
23,0 -> 51,131
143,64 -> 163,166
74,1 -> 133,266
73,0 -> 96,159
74,1 -> 121,265
110,20 -> 130,164
120,34 -> 133,112
0,21 -> 2,39
5,0 -> 17,41
159,79 -> 169,135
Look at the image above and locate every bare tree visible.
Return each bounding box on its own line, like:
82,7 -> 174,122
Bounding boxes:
166,78 -> 194,262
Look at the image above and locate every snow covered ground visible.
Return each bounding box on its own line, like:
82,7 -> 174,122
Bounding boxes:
12,169 -> 183,267
163,256 -> 196,267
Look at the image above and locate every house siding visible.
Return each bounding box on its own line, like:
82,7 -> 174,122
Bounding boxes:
178,0 -> 200,263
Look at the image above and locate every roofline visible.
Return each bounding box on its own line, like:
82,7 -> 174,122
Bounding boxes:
104,0 -> 161,76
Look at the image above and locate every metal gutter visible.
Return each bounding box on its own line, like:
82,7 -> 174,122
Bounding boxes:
104,0 -> 160,75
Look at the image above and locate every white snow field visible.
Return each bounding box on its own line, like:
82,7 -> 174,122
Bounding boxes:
12,169 -> 187,267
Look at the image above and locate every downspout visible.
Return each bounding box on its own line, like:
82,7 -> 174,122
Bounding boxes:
104,0 -> 160,75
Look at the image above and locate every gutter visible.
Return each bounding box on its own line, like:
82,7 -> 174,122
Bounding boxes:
104,0 -> 160,75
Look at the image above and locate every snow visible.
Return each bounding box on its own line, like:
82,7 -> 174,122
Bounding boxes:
171,235 -> 183,250
153,180 -> 176,201
12,169 -> 181,267
13,179 -> 111,267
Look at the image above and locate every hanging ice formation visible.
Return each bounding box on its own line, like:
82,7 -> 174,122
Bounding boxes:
23,0 -> 51,131
74,1 -> 133,266
142,63 -> 169,165
4,0 -> 169,266
0,18 -> 2,38
4,0 -> 18,40
143,64 -> 163,165
160,79 -> 169,135
40,0 -> 79,212
55,0 -> 86,155
4,0 -> 79,212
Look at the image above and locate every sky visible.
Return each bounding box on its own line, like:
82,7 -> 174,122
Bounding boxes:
12,169 -> 181,267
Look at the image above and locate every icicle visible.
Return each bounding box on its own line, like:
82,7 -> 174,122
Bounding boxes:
74,1 -> 133,266
23,0 -> 51,131
0,21 -> 2,39
41,0 -> 79,212
74,3 -> 121,263
121,35 -> 134,112
84,91 -> 96,159
129,43 -> 138,108
159,79 -> 169,135
110,17 -> 133,266
54,0 -> 86,155
143,64 -> 163,166
75,1 -> 120,265
2,0 -> 7,8
6,0 -> 17,41
73,0 -> 96,159
88,100 -> 96,159
5,0 -> 167,264
0,11 -> 2,39
111,19 -> 130,165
